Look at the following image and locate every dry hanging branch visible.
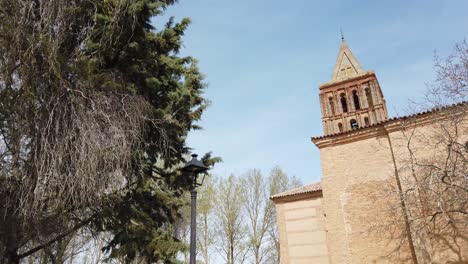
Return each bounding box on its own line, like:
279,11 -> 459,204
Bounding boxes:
1,0 -> 207,261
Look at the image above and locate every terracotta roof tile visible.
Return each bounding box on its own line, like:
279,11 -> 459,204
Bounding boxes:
270,182 -> 322,200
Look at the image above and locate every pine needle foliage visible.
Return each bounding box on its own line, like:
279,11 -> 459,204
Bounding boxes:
0,0 -> 209,262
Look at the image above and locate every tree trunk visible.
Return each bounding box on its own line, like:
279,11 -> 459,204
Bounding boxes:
255,246 -> 260,264
203,215 -> 209,264
4,249 -> 19,264
230,238 -> 234,264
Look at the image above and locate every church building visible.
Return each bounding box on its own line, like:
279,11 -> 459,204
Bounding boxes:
271,40 -> 467,264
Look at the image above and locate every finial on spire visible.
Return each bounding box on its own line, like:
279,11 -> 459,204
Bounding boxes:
340,28 -> 345,42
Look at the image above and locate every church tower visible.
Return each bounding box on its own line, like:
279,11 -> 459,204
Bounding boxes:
319,41 -> 388,135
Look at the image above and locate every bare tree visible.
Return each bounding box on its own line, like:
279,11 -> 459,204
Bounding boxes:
167,166 -> 300,264
370,40 -> 468,263
267,167 -> 302,264
196,175 -> 217,264
425,40 -> 467,107
243,170 -> 274,264
215,175 -> 249,264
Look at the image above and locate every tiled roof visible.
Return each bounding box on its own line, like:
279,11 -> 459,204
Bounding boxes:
312,101 -> 467,141
270,182 -> 322,200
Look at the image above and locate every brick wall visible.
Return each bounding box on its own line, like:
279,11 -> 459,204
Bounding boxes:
316,108 -> 468,263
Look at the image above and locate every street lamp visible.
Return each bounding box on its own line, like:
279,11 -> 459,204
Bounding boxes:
182,153 -> 209,264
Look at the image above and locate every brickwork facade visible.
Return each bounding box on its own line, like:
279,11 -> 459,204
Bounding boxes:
313,108 -> 468,263
272,41 -> 467,264
319,42 -> 388,136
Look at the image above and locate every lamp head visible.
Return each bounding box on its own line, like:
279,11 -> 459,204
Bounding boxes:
182,154 -> 209,174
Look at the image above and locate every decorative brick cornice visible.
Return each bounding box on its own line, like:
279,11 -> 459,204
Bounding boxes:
312,101 -> 467,148
319,71 -> 376,90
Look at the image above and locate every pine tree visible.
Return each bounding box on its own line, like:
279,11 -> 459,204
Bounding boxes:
0,0 -> 211,262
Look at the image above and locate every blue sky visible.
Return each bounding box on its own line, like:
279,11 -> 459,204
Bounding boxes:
154,0 -> 468,184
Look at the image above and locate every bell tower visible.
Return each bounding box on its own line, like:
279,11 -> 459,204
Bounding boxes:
319,41 -> 388,135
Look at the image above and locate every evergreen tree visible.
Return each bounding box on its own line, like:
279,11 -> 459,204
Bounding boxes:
0,0 -> 212,262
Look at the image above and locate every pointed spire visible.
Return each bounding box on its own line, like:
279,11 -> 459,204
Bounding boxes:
330,41 -> 364,81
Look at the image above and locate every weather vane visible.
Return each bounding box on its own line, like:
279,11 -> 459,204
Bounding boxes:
340,28 -> 345,42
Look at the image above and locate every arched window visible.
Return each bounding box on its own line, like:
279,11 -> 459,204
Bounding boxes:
328,97 -> 335,115
338,122 -> 343,132
364,117 -> 370,126
352,90 -> 360,110
365,88 -> 373,107
350,119 -> 359,130
340,93 -> 348,113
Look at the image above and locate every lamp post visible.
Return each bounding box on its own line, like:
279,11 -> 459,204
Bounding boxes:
182,154 -> 209,264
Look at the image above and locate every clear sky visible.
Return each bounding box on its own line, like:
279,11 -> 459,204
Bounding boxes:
154,0 -> 468,184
